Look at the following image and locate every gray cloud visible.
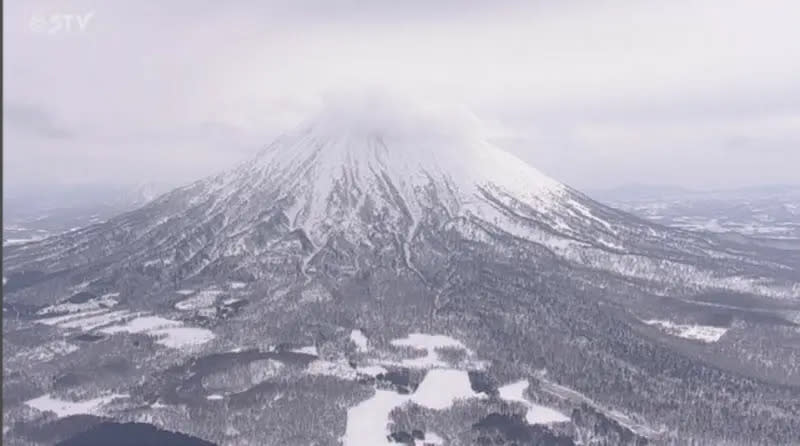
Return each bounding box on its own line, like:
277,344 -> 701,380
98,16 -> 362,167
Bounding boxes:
3,0 -> 799,192
4,103 -> 75,139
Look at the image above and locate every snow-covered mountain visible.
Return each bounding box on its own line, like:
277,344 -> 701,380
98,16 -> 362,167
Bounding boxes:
4,101 -> 800,445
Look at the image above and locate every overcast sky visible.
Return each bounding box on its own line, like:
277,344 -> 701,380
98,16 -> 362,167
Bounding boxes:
4,0 -> 800,193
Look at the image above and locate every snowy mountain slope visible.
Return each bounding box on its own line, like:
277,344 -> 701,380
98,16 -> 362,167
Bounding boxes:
4,101 -> 800,445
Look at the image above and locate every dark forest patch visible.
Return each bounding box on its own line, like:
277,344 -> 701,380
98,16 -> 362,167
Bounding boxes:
55,422 -> 217,446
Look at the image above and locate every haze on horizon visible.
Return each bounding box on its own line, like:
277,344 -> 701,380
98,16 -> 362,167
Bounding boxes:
4,0 -> 800,194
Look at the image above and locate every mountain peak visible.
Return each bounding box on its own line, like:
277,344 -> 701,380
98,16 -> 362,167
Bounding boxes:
233,97 -> 565,245
249,94 -> 564,199
299,92 -> 486,145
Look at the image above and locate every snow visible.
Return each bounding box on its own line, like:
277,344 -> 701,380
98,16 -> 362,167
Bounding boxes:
58,310 -> 133,331
343,368 -> 481,446
292,345 -> 319,356
390,333 -> 468,368
206,394 -> 224,401
25,393 -> 128,418
100,316 -> 181,334
306,359 -> 357,380
390,333 -> 465,352
4,236 -> 47,246
175,288 -> 222,310
36,305 -> 138,333
176,289 -> 195,295
356,365 -> 387,377
36,292 -> 119,316
537,375 -> 663,438
154,327 -> 216,348
567,198 -> 615,234
38,340 -> 79,359
643,319 -> 729,343
350,329 -> 369,352
411,369 -> 483,410
37,309 -> 109,326
36,302 -> 214,348
342,390 -> 410,446
526,403 -> 571,424
99,316 -> 214,349
243,94 -> 564,247
229,281 -> 247,289
158,95 -> 800,301
17,340 -> 79,362
421,432 -> 444,445
498,380 -> 570,424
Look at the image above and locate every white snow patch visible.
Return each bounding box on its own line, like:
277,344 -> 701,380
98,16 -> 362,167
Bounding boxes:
643,319 -> 729,343
100,316 -> 181,334
567,198 -> 615,233
390,333 -> 469,368
36,293 -> 119,316
47,340 -> 80,356
342,369 -> 481,446
153,327 -> 216,348
356,365 -> 388,377
350,329 -> 369,352
25,393 -> 128,418
175,289 -> 196,295
58,310 -> 133,331
37,309 -> 109,326
411,369 -> 483,410
4,236 -> 47,246
292,345 -> 319,356
342,390 -> 410,446
420,432 -> 444,445
391,333 -> 466,350
229,281 -> 247,289
99,316 -> 214,349
306,359 -> 357,380
17,340 -> 79,362
175,288 -> 222,310
206,394 -> 224,401
498,380 -> 569,424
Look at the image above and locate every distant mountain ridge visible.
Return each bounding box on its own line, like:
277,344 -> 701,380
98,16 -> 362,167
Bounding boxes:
3,181 -> 173,246
591,183 -> 800,202
593,183 -> 800,247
